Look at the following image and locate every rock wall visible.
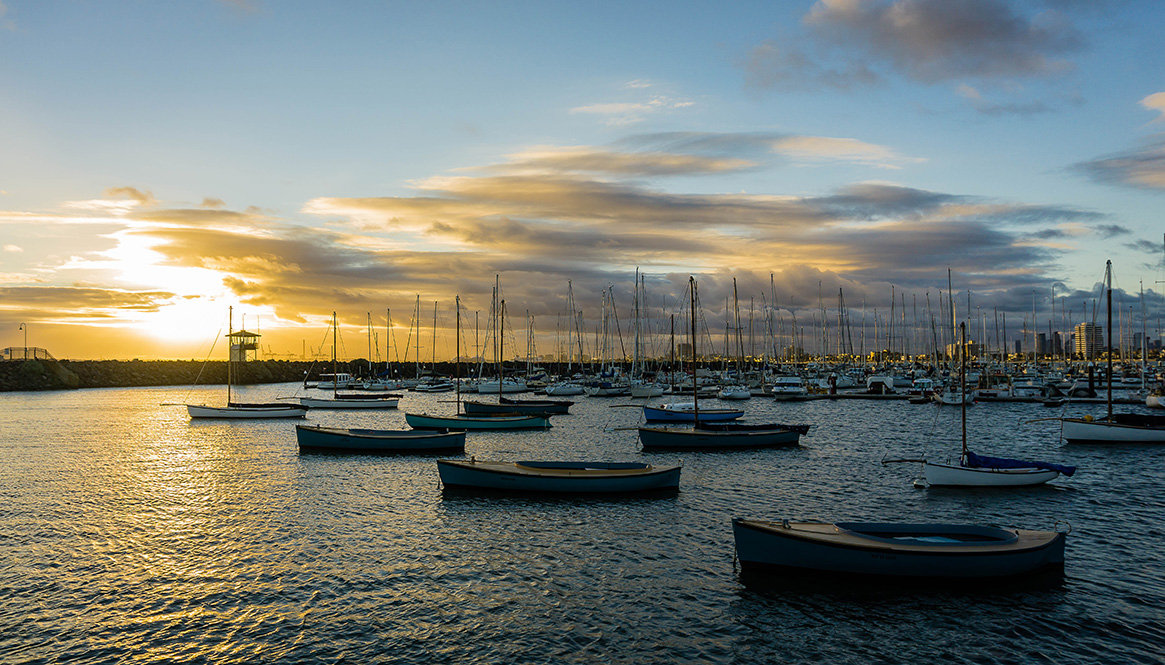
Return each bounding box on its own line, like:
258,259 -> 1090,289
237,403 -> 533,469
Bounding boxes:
0,359 -> 316,392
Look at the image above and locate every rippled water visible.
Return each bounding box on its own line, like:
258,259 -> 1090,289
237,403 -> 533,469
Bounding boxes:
2,383 -> 1162,664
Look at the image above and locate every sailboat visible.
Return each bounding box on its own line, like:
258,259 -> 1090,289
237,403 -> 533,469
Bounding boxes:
1061,260 -> 1165,443
186,307 -> 308,419
886,322 -> 1075,486
297,313 -> 400,409
405,293 -> 551,430
638,277 -> 802,449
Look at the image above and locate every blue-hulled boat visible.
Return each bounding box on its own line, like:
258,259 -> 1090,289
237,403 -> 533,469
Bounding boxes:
437,459 -> 681,493
732,519 -> 1066,579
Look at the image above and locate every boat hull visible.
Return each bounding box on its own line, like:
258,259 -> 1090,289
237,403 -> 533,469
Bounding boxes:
405,412 -> 551,430
462,398 -> 572,415
923,462 -> 1059,486
437,459 -> 681,493
297,397 -> 399,409
638,426 -> 800,449
733,519 -> 1065,578
544,384 -> 585,396
187,403 -> 307,419
296,425 -> 465,453
1062,415 -> 1165,444
642,404 -> 744,423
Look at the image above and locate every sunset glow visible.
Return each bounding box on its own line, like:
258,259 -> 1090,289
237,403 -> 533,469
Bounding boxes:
1,1 -> 1163,360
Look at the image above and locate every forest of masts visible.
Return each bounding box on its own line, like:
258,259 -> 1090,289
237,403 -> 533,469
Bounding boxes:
308,272 -> 1164,377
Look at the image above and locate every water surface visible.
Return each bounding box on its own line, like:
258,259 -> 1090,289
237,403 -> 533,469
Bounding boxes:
2,384 -> 1161,663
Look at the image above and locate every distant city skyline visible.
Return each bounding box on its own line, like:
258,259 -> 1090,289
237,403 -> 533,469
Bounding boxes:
2,1 -> 1164,360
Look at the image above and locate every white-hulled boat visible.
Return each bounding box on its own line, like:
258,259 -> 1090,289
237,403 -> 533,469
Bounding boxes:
887,322 -> 1075,486
1061,261 -> 1165,445
921,452 -> 1071,486
296,425 -> 464,453
413,379 -> 455,392
297,314 -> 400,409
716,385 -> 751,400
1148,391 -> 1164,409
187,402 -> 307,419
733,519 -> 1066,578
629,382 -> 666,398
476,378 -> 527,394
545,382 -> 585,396
1062,413 -> 1165,444
185,306 -> 308,419
437,459 -> 681,493
770,376 -> 808,400
312,373 -> 353,390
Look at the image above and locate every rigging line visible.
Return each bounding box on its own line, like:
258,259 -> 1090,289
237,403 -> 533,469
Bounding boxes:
182,312 -> 229,404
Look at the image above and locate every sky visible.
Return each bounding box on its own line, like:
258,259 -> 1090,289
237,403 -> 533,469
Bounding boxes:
1,0 -> 1164,362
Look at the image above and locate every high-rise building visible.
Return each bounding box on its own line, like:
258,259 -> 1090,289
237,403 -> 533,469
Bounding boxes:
1074,322 -> 1104,358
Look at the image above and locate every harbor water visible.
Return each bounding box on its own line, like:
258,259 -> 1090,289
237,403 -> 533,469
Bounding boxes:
2,383 -> 1162,664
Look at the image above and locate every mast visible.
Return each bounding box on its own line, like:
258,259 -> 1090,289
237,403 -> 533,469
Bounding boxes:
690,276 -> 699,422
332,311 -> 338,399
227,306 -> 233,405
960,321 -> 968,461
1106,260 -> 1113,420
455,295 -> 462,412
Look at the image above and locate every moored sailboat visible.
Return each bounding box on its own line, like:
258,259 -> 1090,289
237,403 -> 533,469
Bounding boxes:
1061,261 -> 1165,444
186,307 -> 307,419
886,322 -> 1074,486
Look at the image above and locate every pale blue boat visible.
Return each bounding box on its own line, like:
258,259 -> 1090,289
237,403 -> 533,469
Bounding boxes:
405,412 -> 551,430
642,403 -> 743,423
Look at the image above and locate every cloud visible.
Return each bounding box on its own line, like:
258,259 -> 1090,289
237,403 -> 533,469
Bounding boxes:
0,286 -> 177,321
772,136 -> 924,168
4,134 -> 1104,351
570,96 -> 695,126
490,145 -> 757,177
105,186 -> 156,206
804,0 -> 1084,82
3,244 -> 21,253
1140,92 -> 1165,122
1074,138 -> 1165,190
742,0 -> 1086,112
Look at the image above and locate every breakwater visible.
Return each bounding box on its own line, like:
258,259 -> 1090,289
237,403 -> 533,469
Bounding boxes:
0,359 -> 318,391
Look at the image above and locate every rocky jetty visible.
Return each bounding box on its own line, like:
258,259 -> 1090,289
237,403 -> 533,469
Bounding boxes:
0,359 -> 317,392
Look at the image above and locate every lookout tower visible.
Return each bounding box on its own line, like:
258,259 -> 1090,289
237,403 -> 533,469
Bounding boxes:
228,329 -> 260,362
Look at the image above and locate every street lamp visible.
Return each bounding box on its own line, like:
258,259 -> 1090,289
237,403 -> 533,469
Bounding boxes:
18,323 -> 26,360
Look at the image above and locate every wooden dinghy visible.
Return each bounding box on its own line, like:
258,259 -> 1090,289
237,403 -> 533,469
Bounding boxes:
296,425 -> 465,453
733,519 -> 1066,579
437,459 -> 681,493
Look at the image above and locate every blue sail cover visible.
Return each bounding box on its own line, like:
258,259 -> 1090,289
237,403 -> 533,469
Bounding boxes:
966,451 -> 1076,477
